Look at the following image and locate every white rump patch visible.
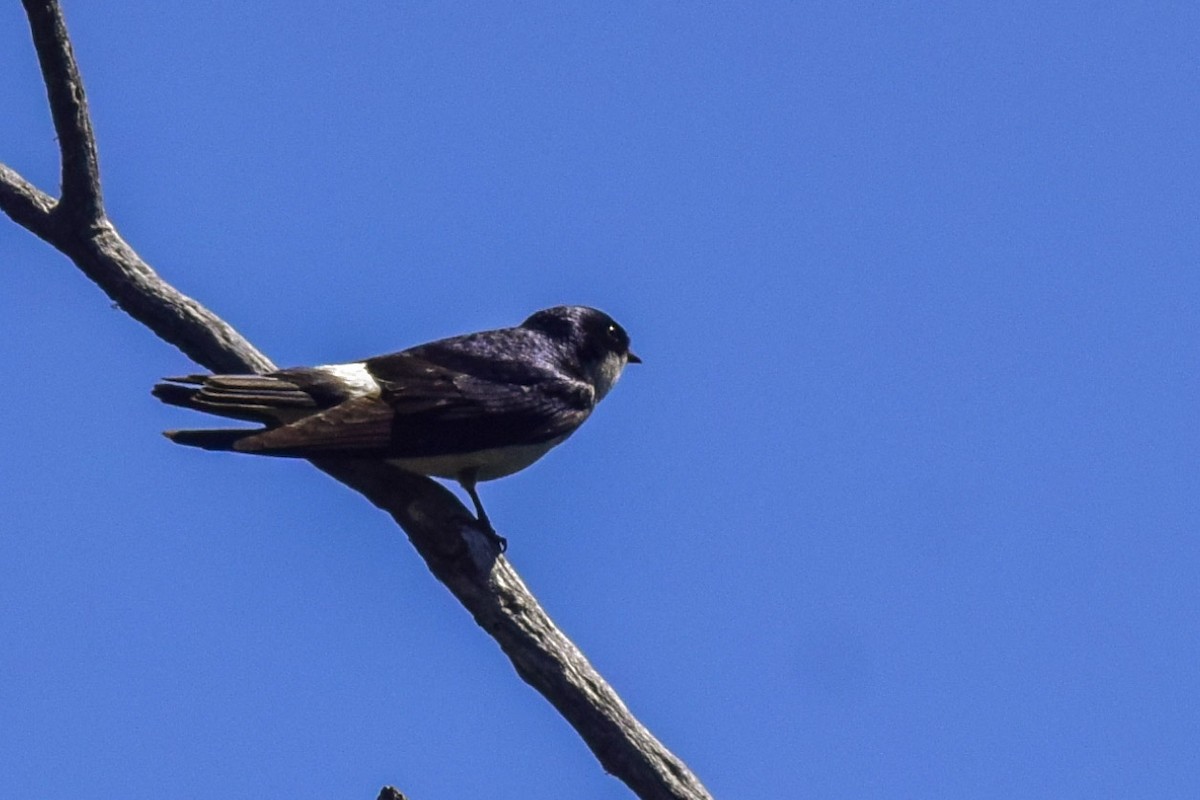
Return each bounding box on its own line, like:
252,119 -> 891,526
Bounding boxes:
317,362 -> 382,397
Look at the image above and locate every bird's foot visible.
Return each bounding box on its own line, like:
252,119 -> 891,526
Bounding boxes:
479,522 -> 508,553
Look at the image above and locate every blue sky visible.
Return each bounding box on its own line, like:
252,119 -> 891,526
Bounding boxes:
3,3 -> 1199,798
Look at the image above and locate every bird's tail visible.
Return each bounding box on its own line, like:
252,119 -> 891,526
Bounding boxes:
152,379 -> 204,410
164,428 -> 261,452
154,374 -> 297,453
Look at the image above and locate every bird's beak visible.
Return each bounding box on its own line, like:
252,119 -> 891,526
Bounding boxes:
627,351 -> 642,364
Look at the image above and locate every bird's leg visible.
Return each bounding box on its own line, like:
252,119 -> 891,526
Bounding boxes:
458,468 -> 507,552
458,468 -> 492,528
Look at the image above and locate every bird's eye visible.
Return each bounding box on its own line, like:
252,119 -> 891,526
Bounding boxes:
606,323 -> 629,352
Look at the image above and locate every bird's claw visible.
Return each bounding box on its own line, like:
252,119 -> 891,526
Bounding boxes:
480,523 -> 508,553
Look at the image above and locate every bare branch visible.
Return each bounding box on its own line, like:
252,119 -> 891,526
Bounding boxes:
0,162 -> 56,230
21,0 -> 104,222
2,158 -> 274,372
58,220 -> 277,374
2,3 -> 713,799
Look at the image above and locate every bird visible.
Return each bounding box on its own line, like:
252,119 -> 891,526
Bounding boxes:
152,305 -> 640,550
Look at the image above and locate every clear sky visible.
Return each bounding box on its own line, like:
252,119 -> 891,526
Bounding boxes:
3,3 -> 1199,798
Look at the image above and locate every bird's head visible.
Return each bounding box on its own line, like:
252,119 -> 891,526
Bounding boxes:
521,305 -> 641,401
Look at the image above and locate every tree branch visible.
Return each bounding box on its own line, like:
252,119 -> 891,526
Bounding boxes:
0,162 -> 57,230
2,3 -> 713,799
22,0 -> 104,222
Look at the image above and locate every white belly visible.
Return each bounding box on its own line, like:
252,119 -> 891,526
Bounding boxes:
386,435 -> 569,481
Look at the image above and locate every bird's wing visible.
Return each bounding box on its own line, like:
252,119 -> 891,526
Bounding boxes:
232,351 -> 595,458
